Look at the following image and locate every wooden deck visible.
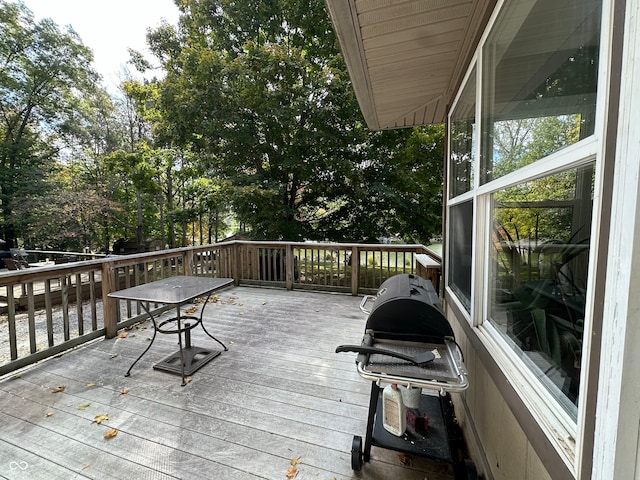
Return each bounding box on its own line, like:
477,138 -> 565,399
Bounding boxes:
0,287 -> 455,479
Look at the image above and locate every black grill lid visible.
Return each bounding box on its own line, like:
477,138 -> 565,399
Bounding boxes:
365,273 -> 453,343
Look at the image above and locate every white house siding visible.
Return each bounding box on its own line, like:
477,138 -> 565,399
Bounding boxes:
449,313 -> 553,480
592,0 -> 640,477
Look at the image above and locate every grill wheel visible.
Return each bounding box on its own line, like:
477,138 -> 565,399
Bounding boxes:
351,435 -> 363,470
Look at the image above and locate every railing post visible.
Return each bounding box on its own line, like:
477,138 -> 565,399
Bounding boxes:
183,250 -> 193,276
102,260 -> 118,339
285,244 -> 294,290
351,246 -> 359,296
233,242 -> 240,286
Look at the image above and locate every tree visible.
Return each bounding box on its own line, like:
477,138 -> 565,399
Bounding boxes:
12,165 -> 114,251
148,0 -> 397,241
103,147 -> 162,250
116,77 -> 212,249
0,1 -> 99,247
144,0 -> 447,243
378,126 -> 445,244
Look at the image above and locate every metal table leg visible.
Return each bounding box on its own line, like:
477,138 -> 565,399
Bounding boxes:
196,290 -> 228,351
125,301 -> 158,378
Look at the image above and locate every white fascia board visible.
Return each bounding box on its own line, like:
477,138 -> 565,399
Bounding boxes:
324,0 -> 380,130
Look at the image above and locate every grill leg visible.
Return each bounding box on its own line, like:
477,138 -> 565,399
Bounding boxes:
364,381 -> 380,462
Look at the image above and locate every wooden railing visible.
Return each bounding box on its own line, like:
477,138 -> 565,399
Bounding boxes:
0,241 -> 440,376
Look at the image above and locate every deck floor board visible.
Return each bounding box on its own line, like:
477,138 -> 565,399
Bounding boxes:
0,286 -> 455,479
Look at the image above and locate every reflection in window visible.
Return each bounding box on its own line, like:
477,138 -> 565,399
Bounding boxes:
450,67 -> 476,198
480,0 -> 601,183
489,163 -> 594,417
449,201 -> 474,312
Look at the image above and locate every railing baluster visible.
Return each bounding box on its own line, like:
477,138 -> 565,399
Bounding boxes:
45,279 -> 54,346
75,273 -> 83,336
62,276 -> 70,342
27,282 -> 36,353
7,286 -> 17,360
90,271 -> 97,331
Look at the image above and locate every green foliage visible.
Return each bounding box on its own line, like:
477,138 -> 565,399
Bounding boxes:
149,0 -> 444,242
7,159 -> 115,251
494,167 -> 583,244
492,115 -> 582,179
0,0 -> 447,251
0,0 -> 99,247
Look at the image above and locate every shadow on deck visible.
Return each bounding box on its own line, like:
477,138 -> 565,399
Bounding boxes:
0,287 -> 455,479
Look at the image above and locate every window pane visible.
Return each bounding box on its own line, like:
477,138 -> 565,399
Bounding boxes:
449,201 -> 474,312
489,163 -> 594,417
450,67 -> 476,198
480,0 -> 602,184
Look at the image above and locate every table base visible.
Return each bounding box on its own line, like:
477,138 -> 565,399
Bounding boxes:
153,347 -> 222,376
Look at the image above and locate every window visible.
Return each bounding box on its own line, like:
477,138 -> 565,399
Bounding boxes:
448,69 -> 477,314
489,164 -> 594,417
447,0 -> 603,436
449,201 -> 474,312
480,0 -> 601,184
450,67 -> 476,198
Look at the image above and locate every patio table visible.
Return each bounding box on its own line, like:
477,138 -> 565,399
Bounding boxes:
109,275 -> 233,385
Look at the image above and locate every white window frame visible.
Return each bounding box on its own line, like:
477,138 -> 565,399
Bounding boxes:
445,0 -> 614,473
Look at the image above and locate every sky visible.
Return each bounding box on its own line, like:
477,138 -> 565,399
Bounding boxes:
22,0 -> 181,92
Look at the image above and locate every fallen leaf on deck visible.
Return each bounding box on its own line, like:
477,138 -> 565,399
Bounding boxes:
285,466 -> 297,478
10,374 -> 21,380
398,453 -> 412,466
51,386 -> 66,393
185,376 -> 193,383
86,383 -> 96,387
120,388 -> 129,395
118,332 -> 128,338
93,414 -> 109,424
77,402 -> 91,410
45,412 -> 54,417
110,353 -> 118,358
103,428 -> 118,439
262,301 -> 267,305
290,457 -> 301,466
185,306 -> 198,314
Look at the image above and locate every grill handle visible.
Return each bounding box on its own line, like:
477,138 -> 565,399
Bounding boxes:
359,295 -> 376,314
335,345 -> 435,366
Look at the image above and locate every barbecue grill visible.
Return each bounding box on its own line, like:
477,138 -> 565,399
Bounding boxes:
336,273 -> 475,478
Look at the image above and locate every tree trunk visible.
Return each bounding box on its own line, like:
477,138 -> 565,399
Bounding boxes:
166,164 -> 176,248
136,189 -> 145,252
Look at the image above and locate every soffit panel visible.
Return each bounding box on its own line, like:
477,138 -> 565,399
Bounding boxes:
326,0 -> 496,130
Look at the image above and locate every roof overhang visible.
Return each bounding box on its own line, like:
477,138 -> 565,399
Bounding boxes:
325,0 -> 496,130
